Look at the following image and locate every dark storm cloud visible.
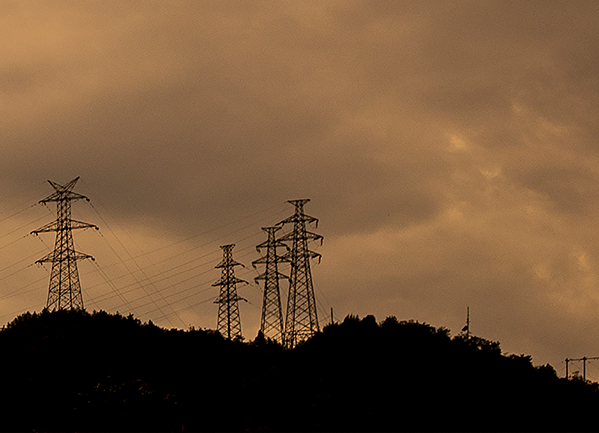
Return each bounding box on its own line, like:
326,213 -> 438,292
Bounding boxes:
3,1 -> 599,369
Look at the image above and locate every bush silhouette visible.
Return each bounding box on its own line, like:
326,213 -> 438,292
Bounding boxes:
0,310 -> 596,431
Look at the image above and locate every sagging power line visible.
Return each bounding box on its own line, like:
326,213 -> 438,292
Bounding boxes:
0,183 -> 330,342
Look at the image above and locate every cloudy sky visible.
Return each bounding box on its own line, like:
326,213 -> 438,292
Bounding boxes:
2,0 -> 599,374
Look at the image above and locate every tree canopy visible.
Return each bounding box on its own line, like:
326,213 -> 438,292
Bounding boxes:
0,309 -> 595,431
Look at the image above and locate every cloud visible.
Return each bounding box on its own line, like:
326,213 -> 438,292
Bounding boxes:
2,1 -> 599,371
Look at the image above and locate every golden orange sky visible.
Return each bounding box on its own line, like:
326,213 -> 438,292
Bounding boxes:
2,1 -> 599,375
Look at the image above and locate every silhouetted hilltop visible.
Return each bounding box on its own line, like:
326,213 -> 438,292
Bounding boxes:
0,310 -> 596,432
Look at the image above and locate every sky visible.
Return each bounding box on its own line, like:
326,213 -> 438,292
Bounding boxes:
2,0 -> 599,376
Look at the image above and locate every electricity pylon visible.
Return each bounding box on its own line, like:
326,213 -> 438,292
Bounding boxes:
213,244 -> 247,340
277,199 -> 323,348
252,226 -> 289,345
31,177 -> 98,311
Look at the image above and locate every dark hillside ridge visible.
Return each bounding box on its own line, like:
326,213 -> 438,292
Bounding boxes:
0,309 -> 596,432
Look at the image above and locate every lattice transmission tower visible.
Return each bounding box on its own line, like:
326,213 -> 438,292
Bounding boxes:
277,199 -> 323,348
252,226 -> 289,345
213,244 -> 247,340
31,177 -> 98,311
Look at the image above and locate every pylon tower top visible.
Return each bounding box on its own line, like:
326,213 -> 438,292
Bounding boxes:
31,177 -> 98,311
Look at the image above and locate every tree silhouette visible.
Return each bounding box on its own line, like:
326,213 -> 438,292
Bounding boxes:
0,309 -> 596,431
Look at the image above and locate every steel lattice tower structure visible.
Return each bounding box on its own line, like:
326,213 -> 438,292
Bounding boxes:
277,199 -> 323,348
252,226 -> 289,345
213,244 -> 247,340
31,177 -> 98,311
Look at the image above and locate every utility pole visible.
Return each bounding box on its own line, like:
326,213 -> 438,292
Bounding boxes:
277,199 -> 323,348
252,227 -> 288,345
31,177 -> 98,311
564,356 -> 599,380
466,306 -> 470,340
213,244 -> 247,340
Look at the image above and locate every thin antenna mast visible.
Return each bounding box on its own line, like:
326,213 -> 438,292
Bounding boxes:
466,306 -> 470,340
461,306 -> 470,340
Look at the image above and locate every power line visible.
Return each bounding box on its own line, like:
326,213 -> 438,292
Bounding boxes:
79,211 -> 281,321
75,201 -> 286,324
2,186 -> 329,344
79,183 -> 288,267
91,222 -> 184,328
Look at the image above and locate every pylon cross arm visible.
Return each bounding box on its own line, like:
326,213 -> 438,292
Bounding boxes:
277,214 -> 319,226
305,231 -> 323,243
32,220 -> 99,234
310,250 -> 322,262
39,192 -> 90,203
35,250 -> 95,264
212,276 -> 248,287
70,220 -> 99,231
31,221 -> 58,234
215,259 -> 245,269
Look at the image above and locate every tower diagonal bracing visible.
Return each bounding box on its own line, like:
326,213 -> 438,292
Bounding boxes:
213,244 -> 247,340
31,177 -> 98,311
252,226 -> 289,345
277,199 -> 323,348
